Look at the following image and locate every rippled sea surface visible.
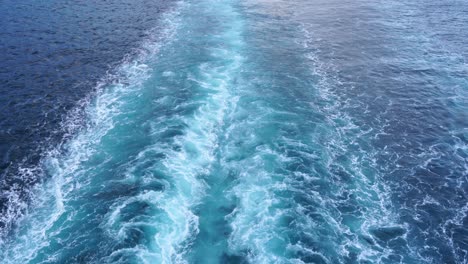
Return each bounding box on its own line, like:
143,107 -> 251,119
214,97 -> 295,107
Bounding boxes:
0,0 -> 467,263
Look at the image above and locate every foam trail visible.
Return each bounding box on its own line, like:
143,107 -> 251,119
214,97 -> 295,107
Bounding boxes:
182,0 -> 246,262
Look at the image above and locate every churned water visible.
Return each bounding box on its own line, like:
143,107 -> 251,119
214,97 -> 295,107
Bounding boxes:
0,0 -> 466,263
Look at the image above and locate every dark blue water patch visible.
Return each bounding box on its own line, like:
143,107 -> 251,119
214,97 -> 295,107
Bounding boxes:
292,0 -> 468,262
0,0 -> 175,233
0,0 -> 174,172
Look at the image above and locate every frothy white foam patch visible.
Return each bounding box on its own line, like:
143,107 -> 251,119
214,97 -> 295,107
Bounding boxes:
146,10 -> 245,262
97,0 -> 245,261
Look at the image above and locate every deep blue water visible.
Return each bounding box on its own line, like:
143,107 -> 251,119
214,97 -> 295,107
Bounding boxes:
0,0 -> 173,232
0,0 -> 467,263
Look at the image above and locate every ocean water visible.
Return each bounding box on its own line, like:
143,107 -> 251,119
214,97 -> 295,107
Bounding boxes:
0,0 -> 467,263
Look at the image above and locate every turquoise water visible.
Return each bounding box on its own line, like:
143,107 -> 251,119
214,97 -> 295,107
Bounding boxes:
1,0 -> 467,263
